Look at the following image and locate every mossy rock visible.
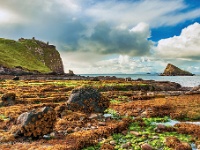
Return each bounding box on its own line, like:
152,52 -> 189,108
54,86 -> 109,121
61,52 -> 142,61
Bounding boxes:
67,86 -> 110,113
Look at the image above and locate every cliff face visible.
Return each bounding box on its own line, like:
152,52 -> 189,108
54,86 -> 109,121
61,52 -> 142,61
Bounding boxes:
161,63 -> 194,76
0,38 -> 64,75
19,38 -> 64,74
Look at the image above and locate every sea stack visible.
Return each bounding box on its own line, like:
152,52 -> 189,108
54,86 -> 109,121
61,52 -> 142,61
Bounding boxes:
161,63 -> 194,76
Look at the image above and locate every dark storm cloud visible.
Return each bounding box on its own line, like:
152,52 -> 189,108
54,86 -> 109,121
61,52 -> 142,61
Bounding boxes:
0,0 -> 152,56
79,22 -> 153,56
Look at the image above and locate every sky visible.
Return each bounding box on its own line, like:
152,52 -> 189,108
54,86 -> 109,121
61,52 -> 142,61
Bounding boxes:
0,0 -> 200,74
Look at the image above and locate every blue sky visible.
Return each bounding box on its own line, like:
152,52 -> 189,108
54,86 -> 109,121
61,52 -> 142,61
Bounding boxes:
0,0 -> 200,74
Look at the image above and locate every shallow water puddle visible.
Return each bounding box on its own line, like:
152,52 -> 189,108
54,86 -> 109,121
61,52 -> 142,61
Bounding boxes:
153,119 -> 200,126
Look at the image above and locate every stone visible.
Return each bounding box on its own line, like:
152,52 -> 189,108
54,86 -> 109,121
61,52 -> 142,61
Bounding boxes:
103,113 -> 112,118
66,127 -> 74,134
50,132 -> 56,138
130,131 -> 141,136
66,86 -> 109,113
175,142 -> 192,150
12,106 -> 56,137
74,127 -> 81,132
109,140 -> 116,145
43,134 -> 51,140
154,124 -> 167,133
55,105 -> 66,118
1,92 -> 16,106
141,143 -> 154,150
121,143 -> 130,149
88,113 -> 99,119
122,130 -> 128,135
98,122 -> 106,126
164,136 -> 181,149
13,76 -> 19,80
100,143 -> 115,150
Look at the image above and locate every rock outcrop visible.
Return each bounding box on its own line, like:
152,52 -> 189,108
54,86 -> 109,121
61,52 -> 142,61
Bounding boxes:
0,38 -> 64,75
66,86 -> 110,113
12,106 -> 56,137
1,93 -> 16,106
161,63 -> 194,76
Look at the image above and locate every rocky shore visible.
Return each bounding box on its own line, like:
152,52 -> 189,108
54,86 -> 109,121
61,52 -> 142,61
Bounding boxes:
0,76 -> 199,149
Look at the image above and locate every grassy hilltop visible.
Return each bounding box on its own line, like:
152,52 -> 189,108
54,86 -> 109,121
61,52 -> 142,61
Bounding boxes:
0,38 -> 64,74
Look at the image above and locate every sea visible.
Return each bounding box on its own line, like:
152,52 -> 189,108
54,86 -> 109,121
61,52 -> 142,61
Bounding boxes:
79,74 -> 200,87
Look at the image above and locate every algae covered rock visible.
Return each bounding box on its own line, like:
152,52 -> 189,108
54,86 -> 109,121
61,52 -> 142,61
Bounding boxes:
13,106 -> 56,137
66,86 -> 109,113
1,92 -> 16,106
161,63 -> 194,76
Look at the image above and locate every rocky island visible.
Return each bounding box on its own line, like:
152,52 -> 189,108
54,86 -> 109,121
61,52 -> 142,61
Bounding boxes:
161,63 -> 194,76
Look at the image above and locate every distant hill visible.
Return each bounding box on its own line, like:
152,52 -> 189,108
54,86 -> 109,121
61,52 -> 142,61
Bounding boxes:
0,37 -> 64,75
161,63 -> 194,76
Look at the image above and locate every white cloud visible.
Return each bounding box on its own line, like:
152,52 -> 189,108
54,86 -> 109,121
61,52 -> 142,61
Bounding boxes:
61,53 -> 165,74
0,8 -> 22,24
155,22 -> 200,59
85,0 -> 200,28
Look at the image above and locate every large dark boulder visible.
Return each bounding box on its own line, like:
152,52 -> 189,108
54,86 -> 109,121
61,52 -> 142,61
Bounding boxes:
66,86 -> 109,113
12,106 -> 56,137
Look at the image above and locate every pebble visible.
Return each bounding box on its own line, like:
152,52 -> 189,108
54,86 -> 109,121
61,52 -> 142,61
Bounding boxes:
91,126 -> 97,130
141,111 -> 148,117
152,136 -> 159,139
66,128 -> 73,133
103,113 -> 112,118
121,143 -> 130,149
109,140 -> 116,145
122,130 -> 128,135
50,132 -> 56,138
43,134 -> 51,140
98,122 -> 106,126
74,127 -> 81,132
89,113 -> 98,119
87,123 -> 91,127
197,145 -> 200,150
129,131 -> 141,136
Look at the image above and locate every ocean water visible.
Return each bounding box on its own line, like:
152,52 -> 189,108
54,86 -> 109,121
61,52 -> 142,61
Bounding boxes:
79,74 -> 200,87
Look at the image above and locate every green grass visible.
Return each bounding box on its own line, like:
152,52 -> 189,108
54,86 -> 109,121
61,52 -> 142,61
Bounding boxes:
0,114 -> 9,121
0,38 -> 52,73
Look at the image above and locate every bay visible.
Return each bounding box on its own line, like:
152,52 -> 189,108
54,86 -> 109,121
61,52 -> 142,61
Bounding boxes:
79,74 -> 200,87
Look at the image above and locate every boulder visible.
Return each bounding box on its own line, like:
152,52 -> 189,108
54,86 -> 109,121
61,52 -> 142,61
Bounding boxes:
164,136 -> 181,149
1,92 -> 16,106
175,142 -> 192,150
141,143 -> 154,150
161,63 -> 194,76
13,106 -> 56,137
66,86 -> 109,113
13,76 -> 20,80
